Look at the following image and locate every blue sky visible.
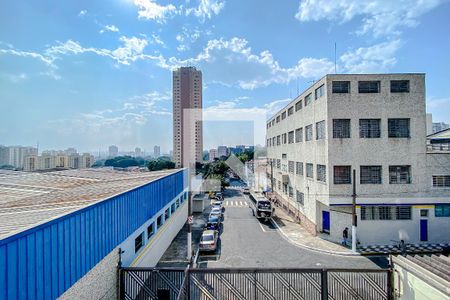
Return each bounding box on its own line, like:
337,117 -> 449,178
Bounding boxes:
1,0 -> 450,154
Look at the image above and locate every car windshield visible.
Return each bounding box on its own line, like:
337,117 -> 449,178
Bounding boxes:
209,217 -> 218,222
201,235 -> 214,242
258,201 -> 271,208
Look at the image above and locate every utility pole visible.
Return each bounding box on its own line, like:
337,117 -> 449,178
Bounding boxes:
187,167 -> 192,261
270,160 -> 274,193
351,169 -> 357,253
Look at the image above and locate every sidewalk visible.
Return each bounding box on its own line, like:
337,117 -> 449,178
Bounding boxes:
271,206 -> 359,256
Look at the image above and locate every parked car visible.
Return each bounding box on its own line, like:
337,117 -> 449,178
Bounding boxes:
212,200 -> 223,208
210,207 -> 223,218
205,216 -> 221,230
243,187 -> 250,194
199,230 -> 219,252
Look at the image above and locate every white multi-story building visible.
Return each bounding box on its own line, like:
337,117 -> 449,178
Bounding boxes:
217,146 -> 228,158
154,145 -> 160,158
209,149 -> 218,161
24,152 -> 94,171
109,145 -> 118,158
266,74 -> 450,246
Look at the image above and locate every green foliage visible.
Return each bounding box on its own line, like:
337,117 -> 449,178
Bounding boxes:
104,156 -> 147,168
236,150 -> 254,163
0,165 -> 15,170
147,159 -> 175,171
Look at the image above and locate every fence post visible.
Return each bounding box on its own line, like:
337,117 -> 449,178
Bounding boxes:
118,269 -> 125,300
187,269 -> 191,300
321,270 -> 328,300
254,270 -> 257,300
387,269 -> 393,300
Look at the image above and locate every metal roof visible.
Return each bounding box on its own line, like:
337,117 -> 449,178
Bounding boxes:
0,168 -> 180,239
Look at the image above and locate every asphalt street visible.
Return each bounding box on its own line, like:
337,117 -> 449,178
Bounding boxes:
198,188 -> 385,269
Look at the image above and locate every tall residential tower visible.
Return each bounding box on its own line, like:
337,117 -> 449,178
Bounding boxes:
172,67 -> 203,168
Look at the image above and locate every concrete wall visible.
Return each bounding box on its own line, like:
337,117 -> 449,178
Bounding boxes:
59,247 -> 119,300
392,256 -> 450,300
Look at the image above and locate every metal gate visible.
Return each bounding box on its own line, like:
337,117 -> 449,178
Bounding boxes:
119,267 -> 391,300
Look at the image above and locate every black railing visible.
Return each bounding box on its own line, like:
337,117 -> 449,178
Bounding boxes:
119,267 -> 392,300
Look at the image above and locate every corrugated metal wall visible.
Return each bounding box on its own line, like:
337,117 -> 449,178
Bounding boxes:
0,169 -> 188,300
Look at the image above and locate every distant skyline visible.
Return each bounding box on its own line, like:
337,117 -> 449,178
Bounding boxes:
1,1 -> 450,152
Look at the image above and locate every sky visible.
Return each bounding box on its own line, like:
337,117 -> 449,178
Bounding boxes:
1,0 -> 450,154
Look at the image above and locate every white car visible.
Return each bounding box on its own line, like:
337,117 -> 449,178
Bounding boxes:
199,230 -> 219,252
212,200 -> 223,209
210,207 -> 223,218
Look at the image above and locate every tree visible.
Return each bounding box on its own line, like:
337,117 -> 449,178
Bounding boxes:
147,159 -> 175,171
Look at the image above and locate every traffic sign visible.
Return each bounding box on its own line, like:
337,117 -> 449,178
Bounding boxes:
187,215 -> 193,224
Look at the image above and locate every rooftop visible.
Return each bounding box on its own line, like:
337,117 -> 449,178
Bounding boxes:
0,168 -> 180,240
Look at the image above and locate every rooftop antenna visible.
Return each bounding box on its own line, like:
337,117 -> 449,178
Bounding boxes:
334,42 -> 337,74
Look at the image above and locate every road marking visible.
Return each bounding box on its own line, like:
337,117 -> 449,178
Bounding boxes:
239,201 -> 243,206
258,221 -> 267,232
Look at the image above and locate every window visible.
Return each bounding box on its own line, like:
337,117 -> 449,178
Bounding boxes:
296,162 -> 303,175
396,206 -> 412,220
295,128 -> 303,143
360,166 -> 382,184
288,106 -> 294,116
389,165 -> 411,184
315,84 -> 325,99
282,133 -> 287,144
165,208 -> 170,220
276,159 -> 281,169
176,199 -> 180,208
296,190 -> 304,205
276,116 -> 280,123
288,131 -> 294,144
277,180 -> 281,190
171,203 -> 176,213
305,93 -> 312,106
295,100 -> 303,111
157,215 -> 163,227
432,175 -> 450,187
281,111 -> 286,119
277,135 -> 280,146
332,81 -> 350,93
333,119 -> 351,138
147,223 -> 154,239
334,166 -> 351,184
316,120 -> 326,140
306,163 -> 314,178
358,81 -> 380,93
361,206 -> 411,220
435,204 -> 450,217
135,232 -> 144,253
420,209 -> 428,217
282,153 -> 287,159
305,125 -> 313,141
359,119 -> 381,138
391,80 -> 409,93
272,137 -> 276,146
388,119 -> 410,138
317,165 -> 326,182
288,161 -> 295,173
288,186 -> 294,198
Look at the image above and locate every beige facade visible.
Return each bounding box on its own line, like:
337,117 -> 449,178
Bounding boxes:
266,74 -> 450,245
23,153 -> 94,171
173,67 -> 203,168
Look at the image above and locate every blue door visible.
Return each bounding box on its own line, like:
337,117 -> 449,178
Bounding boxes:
322,211 -> 330,233
420,219 -> 428,241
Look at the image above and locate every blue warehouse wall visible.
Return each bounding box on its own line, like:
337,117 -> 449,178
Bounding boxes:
0,169 -> 188,300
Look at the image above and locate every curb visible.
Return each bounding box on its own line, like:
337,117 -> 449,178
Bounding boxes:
270,217 -> 361,257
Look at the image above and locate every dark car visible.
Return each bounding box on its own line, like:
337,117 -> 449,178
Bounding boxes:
205,216 -> 221,230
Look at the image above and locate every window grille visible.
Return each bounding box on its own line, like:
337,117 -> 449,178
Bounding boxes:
306,163 -> 314,178
358,81 -> 380,93
334,166 -> 351,184
316,120 -> 326,140
361,206 -> 411,220
332,81 -> 350,93
432,175 -> 450,187
360,166 -> 382,184
435,204 -> 450,217
333,119 -> 351,138
317,165 -> 326,182
296,162 -> 303,175
305,125 -> 313,141
288,131 -> 294,144
390,80 -> 409,93
288,161 -> 295,173
389,165 -> 411,184
360,119 -> 381,138
388,119 -> 410,138
288,186 -> 294,198
296,190 -> 304,205
295,128 -> 303,143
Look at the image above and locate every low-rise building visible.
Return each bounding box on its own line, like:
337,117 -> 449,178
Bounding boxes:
266,73 -> 450,246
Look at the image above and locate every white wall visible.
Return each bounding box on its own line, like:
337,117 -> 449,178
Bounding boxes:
119,189 -> 189,267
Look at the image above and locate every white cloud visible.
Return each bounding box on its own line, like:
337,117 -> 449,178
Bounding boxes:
100,24 -> 119,34
186,0 -> 225,22
295,0 -> 444,37
78,10 -> 87,17
340,40 -> 402,73
164,37 -> 335,89
133,0 -> 178,23
151,34 -> 165,46
175,26 -> 202,52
